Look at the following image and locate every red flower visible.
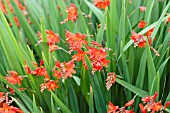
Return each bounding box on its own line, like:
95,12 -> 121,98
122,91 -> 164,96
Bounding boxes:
139,6 -> 146,12
61,4 -> 78,24
0,103 -> 23,113
139,104 -> 147,113
146,28 -> 154,37
36,30 -> 60,52
164,102 -> 170,109
125,99 -> 134,107
5,71 -> 23,86
138,20 -> 146,28
32,67 -> 49,79
107,101 -> 119,113
72,49 -> 87,69
40,80 -> 59,92
87,44 -> 110,73
141,92 -> 158,103
0,1 -> 14,14
54,60 -> 76,79
36,30 -> 60,46
131,31 -> 152,48
168,16 -> 170,22
150,101 -> 163,113
94,0 -> 110,10
65,30 -> 87,50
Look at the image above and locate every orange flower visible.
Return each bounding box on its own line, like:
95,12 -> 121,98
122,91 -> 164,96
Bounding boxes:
150,101 -> 163,112
40,80 -> 59,92
139,6 -> 146,12
138,20 -> 146,28
168,28 -> 170,32
0,1 -> 14,14
65,30 -> 87,50
168,16 -> 170,22
36,30 -> 60,46
107,100 -> 134,113
146,28 -> 154,37
32,67 -> 49,79
36,30 -> 60,52
164,102 -> 170,109
0,103 -> 23,113
94,0 -> 110,10
125,99 -> 134,107
72,49 -> 88,69
107,101 -> 119,113
131,31 -> 152,48
87,42 -> 110,74
5,71 -> 23,86
141,92 -> 158,103
61,4 -> 78,24
54,60 -> 76,79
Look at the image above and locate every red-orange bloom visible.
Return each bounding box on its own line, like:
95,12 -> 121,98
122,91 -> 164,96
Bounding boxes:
40,80 -> 59,92
131,31 -> 152,48
164,102 -> 170,109
168,16 -> 170,22
125,99 -> 134,107
138,20 -> 146,28
54,60 -> 76,79
72,49 -> 88,69
0,1 -> 14,14
141,92 -> 158,103
87,42 -> 110,73
150,101 -> 163,113
5,71 -> 23,86
0,103 -> 23,113
146,28 -> 154,37
65,30 -> 87,50
61,4 -> 78,24
107,101 -> 119,113
36,30 -> 60,46
94,0 -> 110,10
32,67 -> 49,79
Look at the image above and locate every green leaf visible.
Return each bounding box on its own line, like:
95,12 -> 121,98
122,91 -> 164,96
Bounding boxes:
51,91 -> 72,113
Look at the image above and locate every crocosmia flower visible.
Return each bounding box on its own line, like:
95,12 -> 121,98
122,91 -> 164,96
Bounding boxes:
87,41 -> 110,74
131,31 -> 152,48
65,30 -> 87,50
139,92 -> 170,113
0,103 -> 23,113
138,20 -> 146,28
53,60 -> 76,79
94,0 -> 110,10
36,30 -> 60,52
40,80 -> 59,92
61,4 -> 78,24
5,71 -> 23,86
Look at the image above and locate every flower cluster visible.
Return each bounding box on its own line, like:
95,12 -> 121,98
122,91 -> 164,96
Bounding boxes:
108,99 -> 135,113
0,0 -> 31,27
139,92 -> 170,113
5,71 -> 23,86
0,92 -> 23,113
65,30 -> 110,74
36,30 -> 60,52
93,0 -> 110,10
107,92 -> 170,113
131,20 -> 160,56
61,4 -> 78,24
